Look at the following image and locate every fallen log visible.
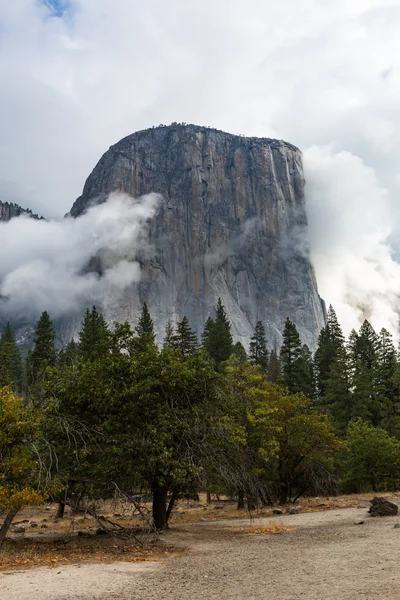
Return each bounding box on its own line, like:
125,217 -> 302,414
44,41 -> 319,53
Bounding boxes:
369,497 -> 398,517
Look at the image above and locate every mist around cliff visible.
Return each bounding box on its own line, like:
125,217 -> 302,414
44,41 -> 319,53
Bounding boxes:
305,146 -> 400,339
0,193 -> 159,321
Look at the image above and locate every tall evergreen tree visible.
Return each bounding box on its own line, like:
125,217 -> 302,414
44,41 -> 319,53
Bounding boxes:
349,320 -> 381,425
233,341 -> 247,362
27,311 -> 56,384
249,321 -> 269,372
163,319 -> 175,349
135,302 -> 156,351
376,328 -> 399,433
78,306 -> 109,361
172,316 -> 198,356
280,318 -> 303,393
267,349 -> 280,383
0,323 -> 23,393
201,299 -> 233,365
321,346 -> 352,434
314,305 -> 345,397
58,339 -> 79,368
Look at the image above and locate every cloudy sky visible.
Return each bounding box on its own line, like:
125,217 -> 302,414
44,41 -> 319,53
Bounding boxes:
1,0 -> 400,334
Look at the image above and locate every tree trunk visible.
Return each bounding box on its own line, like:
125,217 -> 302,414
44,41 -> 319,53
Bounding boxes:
152,483 -> 168,530
56,502 -> 65,519
237,489 -> 245,510
206,490 -> 211,504
279,483 -> 288,506
247,493 -> 257,512
166,490 -> 179,524
0,508 -> 18,550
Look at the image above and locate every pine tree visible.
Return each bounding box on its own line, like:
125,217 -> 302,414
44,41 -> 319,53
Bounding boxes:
201,299 -> 233,365
298,344 -> 316,399
135,302 -> 156,351
314,305 -> 345,397
172,316 -> 198,356
0,323 -> 23,393
163,320 -> 175,349
376,328 -> 398,433
280,318 -> 303,393
267,349 -> 280,383
78,306 -> 109,361
201,317 -> 214,350
249,321 -> 268,372
349,320 -> 380,425
233,341 -> 247,362
58,339 -> 79,368
27,311 -> 56,384
323,347 -> 352,435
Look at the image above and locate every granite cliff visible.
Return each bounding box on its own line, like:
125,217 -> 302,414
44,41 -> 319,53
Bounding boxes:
0,201 -> 42,222
69,124 -> 325,349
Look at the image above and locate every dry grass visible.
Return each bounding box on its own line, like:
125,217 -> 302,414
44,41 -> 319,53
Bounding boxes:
0,536 -> 174,571
2,491 -> 400,571
233,523 -> 295,536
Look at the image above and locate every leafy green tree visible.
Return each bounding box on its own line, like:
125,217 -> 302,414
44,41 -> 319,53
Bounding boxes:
172,316 -> 198,356
78,306 -> 109,361
0,323 -> 23,393
223,360 -> 342,506
201,298 -> 233,366
252,387 -> 343,504
26,311 -> 56,386
249,321 -> 268,371
47,338 -> 234,530
135,302 -> 155,351
342,418 -> 400,492
0,387 -> 59,549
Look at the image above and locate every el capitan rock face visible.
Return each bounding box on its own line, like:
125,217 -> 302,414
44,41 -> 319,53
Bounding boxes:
70,124 -> 325,349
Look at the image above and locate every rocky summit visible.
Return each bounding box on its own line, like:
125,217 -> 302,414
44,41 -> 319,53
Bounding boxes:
0,200 -> 42,222
69,124 -> 325,349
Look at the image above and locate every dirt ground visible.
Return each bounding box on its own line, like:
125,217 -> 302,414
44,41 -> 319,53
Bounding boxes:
2,505 -> 400,599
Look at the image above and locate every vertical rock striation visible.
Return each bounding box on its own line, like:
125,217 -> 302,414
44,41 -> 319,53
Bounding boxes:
68,124 -> 325,349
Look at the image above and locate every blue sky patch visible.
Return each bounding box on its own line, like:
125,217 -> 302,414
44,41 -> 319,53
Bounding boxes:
42,0 -> 70,18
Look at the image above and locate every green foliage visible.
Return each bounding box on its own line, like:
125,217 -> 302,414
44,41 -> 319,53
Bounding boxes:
249,321 -> 268,371
314,305 -> 345,397
201,298 -> 233,366
0,387 -> 59,514
0,323 -> 23,393
78,306 -> 109,361
163,319 -> 175,349
172,316 -> 198,356
267,349 -> 280,383
280,318 -> 314,396
232,341 -> 247,362
26,311 -> 56,387
135,302 -> 156,351
342,419 -> 400,492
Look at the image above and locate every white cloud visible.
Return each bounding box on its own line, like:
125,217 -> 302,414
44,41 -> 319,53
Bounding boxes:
0,193 -> 159,320
1,0 -> 400,334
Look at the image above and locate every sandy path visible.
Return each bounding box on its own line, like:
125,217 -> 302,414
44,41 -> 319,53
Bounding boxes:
2,507 -> 400,599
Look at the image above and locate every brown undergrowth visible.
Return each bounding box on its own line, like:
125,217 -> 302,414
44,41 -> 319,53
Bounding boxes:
2,491 -> 400,571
